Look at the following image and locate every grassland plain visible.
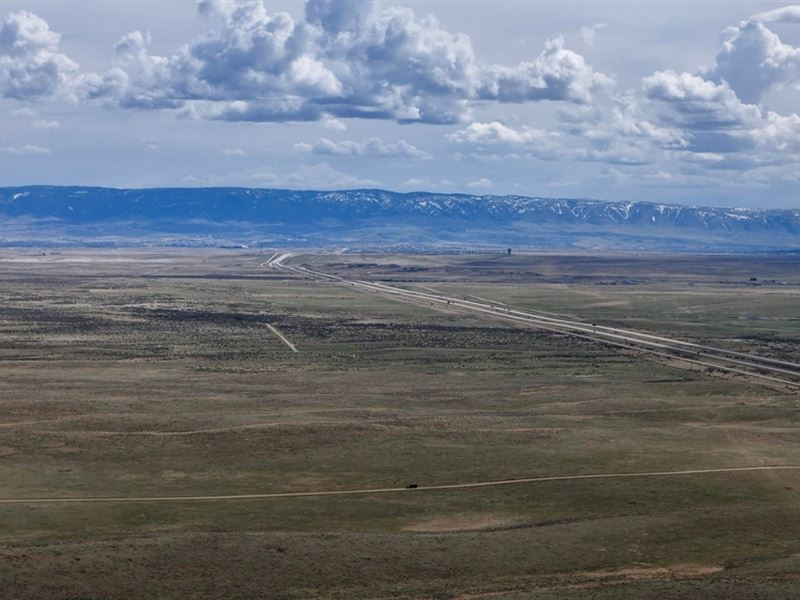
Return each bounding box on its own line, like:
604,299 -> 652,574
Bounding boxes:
1,250 -> 800,599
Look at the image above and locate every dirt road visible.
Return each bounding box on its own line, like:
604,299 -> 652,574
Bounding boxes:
1,465 -> 796,504
266,323 -> 299,353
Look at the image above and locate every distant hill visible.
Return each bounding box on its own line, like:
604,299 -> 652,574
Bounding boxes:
1,186 -> 799,251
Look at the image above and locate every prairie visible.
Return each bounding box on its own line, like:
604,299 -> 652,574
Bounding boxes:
1,249 -> 799,599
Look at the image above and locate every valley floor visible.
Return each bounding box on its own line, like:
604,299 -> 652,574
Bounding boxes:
1,250 -> 799,599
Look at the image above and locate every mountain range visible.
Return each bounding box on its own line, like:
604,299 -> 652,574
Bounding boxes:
1,186 -> 798,251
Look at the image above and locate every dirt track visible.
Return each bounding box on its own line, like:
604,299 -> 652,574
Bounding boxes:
0,465 -> 797,504
266,323 -> 299,352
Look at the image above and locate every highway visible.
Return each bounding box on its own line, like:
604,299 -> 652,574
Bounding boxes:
0,253 -> 795,507
265,253 -> 800,390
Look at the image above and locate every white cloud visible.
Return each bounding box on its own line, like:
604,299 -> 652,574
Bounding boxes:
1,143 -> 50,154
401,177 -> 455,189
321,117 -> 346,130
466,177 -> 492,188
477,37 -> 612,104
447,121 -> 549,145
293,137 -> 431,158
30,118 -> 59,129
0,11 -> 79,100
643,69 -> 800,157
449,9 -> 800,183
138,135 -> 159,151
448,8 -> 800,185
10,107 -> 36,118
8,106 -> 59,129
181,160 -> 379,188
16,0 -> 608,124
751,5 -> 800,24
641,70 -> 763,134
705,18 -> 800,103
4,0 -> 800,197
448,105 -> 677,167
580,23 -> 606,48
402,177 -> 428,187
249,161 -> 380,188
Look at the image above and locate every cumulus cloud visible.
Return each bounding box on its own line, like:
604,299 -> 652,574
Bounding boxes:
448,102 -> 682,166
293,137 -> 430,158
321,117 -> 346,130
182,98 -> 323,123
222,147 -> 246,157
644,66 -> 799,136
705,18 -> 800,103
452,8 -> 800,182
641,67 -> 800,168
6,0 -> 800,194
0,10 -> 79,100
5,0 -> 607,124
642,70 -> 762,131
305,0 -> 374,35
446,121 -> 549,145
477,37 -> 612,104
556,96 -> 688,163
178,0 -> 477,123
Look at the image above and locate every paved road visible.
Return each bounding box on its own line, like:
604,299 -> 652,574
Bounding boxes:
261,252 -> 292,269
1,465 -> 796,504
271,254 -> 800,389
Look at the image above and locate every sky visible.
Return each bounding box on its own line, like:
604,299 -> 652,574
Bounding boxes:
1,1 -> 800,208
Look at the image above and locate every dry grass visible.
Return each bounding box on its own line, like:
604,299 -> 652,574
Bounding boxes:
0,249 -> 799,599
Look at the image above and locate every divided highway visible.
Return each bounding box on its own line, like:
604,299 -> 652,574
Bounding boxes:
266,253 -> 800,390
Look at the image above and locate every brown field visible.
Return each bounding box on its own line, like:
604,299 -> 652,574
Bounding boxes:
1,249 -> 800,599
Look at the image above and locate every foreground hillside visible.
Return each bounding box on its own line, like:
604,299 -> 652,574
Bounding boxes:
1,186 -> 799,251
